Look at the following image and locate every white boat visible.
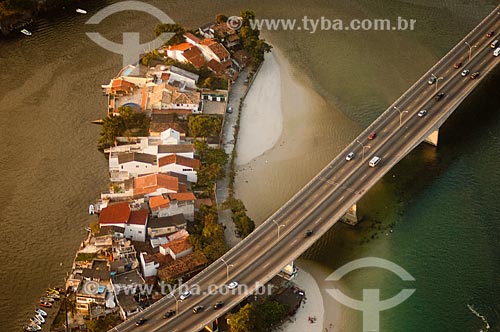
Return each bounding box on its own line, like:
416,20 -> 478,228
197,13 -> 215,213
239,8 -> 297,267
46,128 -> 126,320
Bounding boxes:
29,316 -> 42,326
35,308 -> 47,317
20,29 -> 32,36
76,8 -> 87,14
35,313 -> 45,324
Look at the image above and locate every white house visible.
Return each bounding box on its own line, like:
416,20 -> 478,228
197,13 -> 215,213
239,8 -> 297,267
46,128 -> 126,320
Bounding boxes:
149,192 -> 196,221
158,154 -> 199,183
159,236 -> 192,260
98,202 -> 149,242
147,83 -> 202,114
147,214 -> 187,238
139,252 -> 160,278
109,152 -> 157,180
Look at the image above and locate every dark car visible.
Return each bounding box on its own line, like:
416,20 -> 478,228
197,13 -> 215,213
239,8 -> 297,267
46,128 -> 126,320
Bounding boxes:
470,71 -> 480,79
434,92 -> 445,101
368,132 -> 377,140
213,301 -> 225,309
135,317 -> 147,326
193,305 -> 205,314
453,62 -> 462,69
486,31 -> 495,38
163,310 -> 176,319
304,230 -> 313,238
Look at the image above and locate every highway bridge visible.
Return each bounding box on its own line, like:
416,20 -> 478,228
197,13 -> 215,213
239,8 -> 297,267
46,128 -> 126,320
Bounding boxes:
111,5 -> 500,332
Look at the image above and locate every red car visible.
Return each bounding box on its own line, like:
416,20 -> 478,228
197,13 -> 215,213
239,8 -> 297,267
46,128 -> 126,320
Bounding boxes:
486,31 -> 494,38
368,132 -> 377,140
453,62 -> 462,69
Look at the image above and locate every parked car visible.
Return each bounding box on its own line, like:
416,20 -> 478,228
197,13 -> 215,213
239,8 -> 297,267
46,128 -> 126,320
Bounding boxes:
368,132 -> 377,140
213,301 -> 225,309
486,31 -> 495,38
461,69 -> 470,77
179,291 -> 192,300
226,107 -> 233,114
135,317 -> 147,326
453,62 -> 462,69
163,310 -> 176,319
193,305 -> 205,314
434,92 -> 445,101
228,281 -> 239,289
345,152 -> 355,161
470,71 -> 480,79
417,109 -> 428,117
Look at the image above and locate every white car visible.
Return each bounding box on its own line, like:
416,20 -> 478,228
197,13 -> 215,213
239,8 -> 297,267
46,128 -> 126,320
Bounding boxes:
345,152 -> 355,161
494,47 -> 500,57
179,291 -> 192,300
227,281 -> 239,289
461,69 -> 470,77
417,110 -> 428,117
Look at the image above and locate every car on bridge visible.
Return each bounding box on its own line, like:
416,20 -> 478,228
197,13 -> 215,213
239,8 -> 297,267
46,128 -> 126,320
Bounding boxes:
368,132 -> 377,140
213,301 -> 225,309
470,71 -> 480,79
135,317 -> 147,326
434,92 -> 445,101
345,152 -> 355,161
228,281 -> 239,289
369,156 -> 381,167
193,305 -> 205,314
304,230 -> 313,238
428,76 -> 436,85
486,31 -> 495,38
180,290 -> 192,300
461,69 -> 470,77
494,48 -> 500,57
418,109 -> 428,117
163,310 -> 176,319
453,62 -> 462,69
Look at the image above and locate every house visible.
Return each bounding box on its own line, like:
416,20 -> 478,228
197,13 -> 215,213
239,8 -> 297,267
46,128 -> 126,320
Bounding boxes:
132,173 -> 181,197
148,214 -> 187,237
157,251 -> 209,281
166,42 -> 193,62
159,235 -> 192,260
158,154 -> 200,183
147,83 -> 202,114
109,152 -> 157,180
149,114 -> 187,137
181,45 -> 206,69
231,49 -> 252,71
98,202 -> 149,242
147,65 -> 199,90
113,270 -> 146,319
197,38 -> 231,63
101,78 -> 138,96
149,192 -> 196,221
75,279 -> 108,312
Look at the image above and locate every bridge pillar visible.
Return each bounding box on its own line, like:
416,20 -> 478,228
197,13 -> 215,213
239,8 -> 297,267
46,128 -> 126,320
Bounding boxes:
342,204 -> 358,226
424,129 -> 439,147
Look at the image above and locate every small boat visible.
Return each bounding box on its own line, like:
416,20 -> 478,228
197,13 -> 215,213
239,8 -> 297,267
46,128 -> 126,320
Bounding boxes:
35,313 -> 45,324
40,296 -> 54,303
35,308 -> 47,317
76,8 -> 87,14
39,301 -> 53,308
47,293 -> 60,300
46,287 -> 60,295
20,29 -> 32,36
30,316 -> 42,325
23,324 -> 41,331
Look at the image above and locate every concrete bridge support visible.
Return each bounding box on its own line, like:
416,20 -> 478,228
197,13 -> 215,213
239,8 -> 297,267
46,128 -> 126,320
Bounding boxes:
342,204 -> 358,225
424,129 -> 439,147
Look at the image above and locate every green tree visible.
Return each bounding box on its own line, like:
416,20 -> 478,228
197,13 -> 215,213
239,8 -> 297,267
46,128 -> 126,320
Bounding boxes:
98,106 -> 150,149
228,303 -> 259,332
188,115 -> 223,138
154,23 -> 186,46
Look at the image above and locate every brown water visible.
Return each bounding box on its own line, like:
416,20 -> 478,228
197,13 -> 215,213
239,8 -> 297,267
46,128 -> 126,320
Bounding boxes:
1,1 -> 499,331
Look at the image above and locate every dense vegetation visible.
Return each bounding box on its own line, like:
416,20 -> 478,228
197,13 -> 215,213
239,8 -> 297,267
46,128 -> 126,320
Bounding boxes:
98,106 -> 150,149
226,198 -> 255,238
193,140 -> 228,197
227,301 -> 289,332
238,10 -> 272,65
188,205 -> 227,262
188,114 -> 223,138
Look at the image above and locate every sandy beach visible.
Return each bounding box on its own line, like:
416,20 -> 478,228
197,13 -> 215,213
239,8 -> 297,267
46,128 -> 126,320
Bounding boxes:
235,52 -> 284,165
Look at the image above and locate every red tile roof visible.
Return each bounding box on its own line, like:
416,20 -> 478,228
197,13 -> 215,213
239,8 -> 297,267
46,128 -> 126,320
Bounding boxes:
168,192 -> 196,202
133,173 -> 179,196
184,32 -> 201,44
161,236 -> 192,255
182,46 -> 205,69
167,42 -> 192,52
158,154 -> 200,170
149,195 -> 170,210
128,209 -> 149,225
99,202 -> 130,225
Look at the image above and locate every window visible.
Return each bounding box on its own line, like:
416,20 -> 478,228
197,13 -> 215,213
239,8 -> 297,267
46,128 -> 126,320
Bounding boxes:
182,168 -> 192,171
138,231 -> 142,234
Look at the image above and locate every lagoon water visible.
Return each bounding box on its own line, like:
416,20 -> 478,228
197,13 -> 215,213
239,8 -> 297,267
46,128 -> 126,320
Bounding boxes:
0,0 -> 499,331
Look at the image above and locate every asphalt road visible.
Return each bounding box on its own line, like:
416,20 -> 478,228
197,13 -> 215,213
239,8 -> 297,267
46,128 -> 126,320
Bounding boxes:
111,6 -> 500,332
